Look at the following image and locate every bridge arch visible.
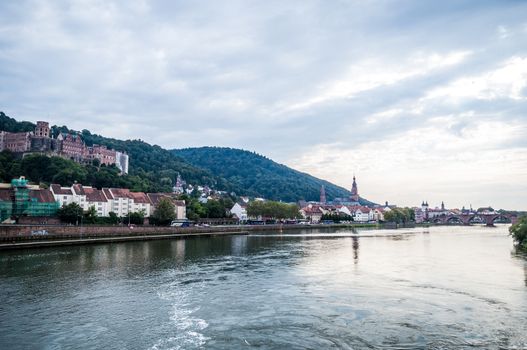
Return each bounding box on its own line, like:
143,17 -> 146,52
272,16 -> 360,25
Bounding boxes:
446,216 -> 463,224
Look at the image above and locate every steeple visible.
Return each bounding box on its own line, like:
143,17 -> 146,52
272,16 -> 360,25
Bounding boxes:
320,185 -> 327,204
441,201 -> 445,210
350,175 -> 359,202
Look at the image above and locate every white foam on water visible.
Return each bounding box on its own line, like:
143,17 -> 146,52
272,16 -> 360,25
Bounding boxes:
150,273 -> 210,349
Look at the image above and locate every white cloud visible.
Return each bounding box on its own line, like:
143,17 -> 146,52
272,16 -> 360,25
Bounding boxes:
426,56 -> 527,101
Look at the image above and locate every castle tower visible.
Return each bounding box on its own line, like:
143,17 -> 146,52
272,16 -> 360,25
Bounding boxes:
35,121 -> 50,138
320,185 -> 326,204
350,175 -> 359,202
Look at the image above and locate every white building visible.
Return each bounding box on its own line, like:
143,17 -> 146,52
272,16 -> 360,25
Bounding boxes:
230,203 -> 248,221
115,151 -> 129,175
83,187 -> 111,217
353,207 -> 373,222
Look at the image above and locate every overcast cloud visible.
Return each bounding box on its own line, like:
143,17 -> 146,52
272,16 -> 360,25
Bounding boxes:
1,0 -> 526,209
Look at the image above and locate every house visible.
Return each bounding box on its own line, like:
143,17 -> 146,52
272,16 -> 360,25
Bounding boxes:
353,206 -> 373,222
230,202 -> 248,221
147,193 -> 187,220
105,188 -> 133,217
50,184 -> 77,207
83,187 -> 111,217
372,207 -> 385,222
300,204 -> 324,223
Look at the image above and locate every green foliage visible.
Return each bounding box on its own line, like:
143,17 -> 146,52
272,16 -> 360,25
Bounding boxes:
84,206 -> 98,224
173,147 -> 352,202
152,198 -> 176,225
247,201 -> 300,219
321,213 -> 354,223
127,210 -> 145,225
383,207 -> 414,224
204,200 -> 227,218
510,215 -> 527,249
0,112 -> 35,132
57,203 -> 84,224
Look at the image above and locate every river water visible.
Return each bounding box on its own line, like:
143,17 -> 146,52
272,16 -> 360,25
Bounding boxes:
1,225 -> 526,349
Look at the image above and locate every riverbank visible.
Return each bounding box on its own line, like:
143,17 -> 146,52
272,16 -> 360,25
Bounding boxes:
0,223 -> 379,250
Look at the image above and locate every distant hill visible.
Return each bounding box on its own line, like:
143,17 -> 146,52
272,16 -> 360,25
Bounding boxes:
173,147 -> 353,202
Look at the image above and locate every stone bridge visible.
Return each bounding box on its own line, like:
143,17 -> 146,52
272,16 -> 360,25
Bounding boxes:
430,213 -> 518,226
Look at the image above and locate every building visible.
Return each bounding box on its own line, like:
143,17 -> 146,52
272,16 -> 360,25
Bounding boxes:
115,151 -> 129,175
147,193 -> 186,220
350,175 -> 359,202
83,187 -> 111,217
230,202 -> 248,221
1,131 -> 32,153
0,177 -> 59,221
34,121 -> 50,138
88,144 -> 116,166
50,184 -> 76,207
57,133 -> 87,161
300,204 -> 324,223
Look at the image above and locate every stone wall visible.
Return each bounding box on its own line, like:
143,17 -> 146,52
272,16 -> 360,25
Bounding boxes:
0,223 -> 349,242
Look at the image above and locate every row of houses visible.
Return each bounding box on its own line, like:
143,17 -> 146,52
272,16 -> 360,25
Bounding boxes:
0,177 -> 186,223
229,201 -> 389,223
0,121 -> 129,174
49,184 -> 186,219
299,203 -> 388,223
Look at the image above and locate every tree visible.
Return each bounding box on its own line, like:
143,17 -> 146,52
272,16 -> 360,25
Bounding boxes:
57,203 -> 84,224
84,206 -> 98,224
247,201 -> 300,220
205,200 -> 227,218
128,211 -> 146,225
510,215 -> 527,249
152,198 -> 176,225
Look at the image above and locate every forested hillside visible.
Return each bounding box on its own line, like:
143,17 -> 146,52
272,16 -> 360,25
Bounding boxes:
0,112 -> 231,192
173,147 -> 351,202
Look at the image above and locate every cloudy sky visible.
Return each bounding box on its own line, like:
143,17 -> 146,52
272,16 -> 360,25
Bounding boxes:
1,0 -> 526,210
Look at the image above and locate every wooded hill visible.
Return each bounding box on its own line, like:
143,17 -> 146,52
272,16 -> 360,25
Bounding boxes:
173,147 -> 351,202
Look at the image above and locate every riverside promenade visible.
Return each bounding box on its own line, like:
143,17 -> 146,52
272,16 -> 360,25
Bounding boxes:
0,223 -> 366,250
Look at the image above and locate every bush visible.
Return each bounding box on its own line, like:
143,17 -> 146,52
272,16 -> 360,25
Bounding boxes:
510,215 -> 527,249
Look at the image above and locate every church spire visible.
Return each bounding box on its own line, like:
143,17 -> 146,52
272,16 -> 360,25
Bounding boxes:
351,175 -> 359,202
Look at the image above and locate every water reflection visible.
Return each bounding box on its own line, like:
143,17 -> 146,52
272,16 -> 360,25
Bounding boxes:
352,236 -> 359,264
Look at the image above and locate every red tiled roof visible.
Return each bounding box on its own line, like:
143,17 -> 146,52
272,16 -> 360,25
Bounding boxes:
0,189 -> 12,202
72,184 -> 85,196
29,189 -> 56,203
102,188 -> 114,200
50,184 -> 72,195
84,187 -> 108,202
147,193 -> 181,207
110,188 -> 131,198
128,192 -> 151,204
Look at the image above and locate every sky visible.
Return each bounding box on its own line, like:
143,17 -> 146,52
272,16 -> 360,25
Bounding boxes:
0,0 -> 526,210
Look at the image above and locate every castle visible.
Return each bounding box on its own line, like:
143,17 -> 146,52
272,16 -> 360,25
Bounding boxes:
0,121 -> 129,174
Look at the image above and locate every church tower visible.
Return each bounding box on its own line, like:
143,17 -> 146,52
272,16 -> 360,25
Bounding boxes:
320,185 -> 327,204
350,175 -> 359,202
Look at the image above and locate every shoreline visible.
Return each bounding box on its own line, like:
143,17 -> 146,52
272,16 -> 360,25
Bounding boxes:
0,223 -> 382,250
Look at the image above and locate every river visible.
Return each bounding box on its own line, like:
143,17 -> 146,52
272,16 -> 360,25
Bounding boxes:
1,225 -> 526,349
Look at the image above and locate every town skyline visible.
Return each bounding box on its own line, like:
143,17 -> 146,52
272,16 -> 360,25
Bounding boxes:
1,1 -> 526,210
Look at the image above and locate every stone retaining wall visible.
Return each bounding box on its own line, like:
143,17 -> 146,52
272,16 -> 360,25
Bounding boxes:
0,223 -> 354,242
